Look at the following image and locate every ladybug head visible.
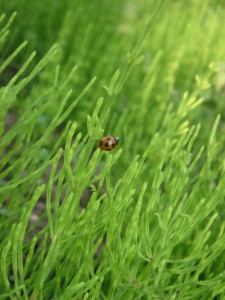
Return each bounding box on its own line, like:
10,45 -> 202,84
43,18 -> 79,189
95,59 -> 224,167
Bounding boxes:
114,137 -> 119,145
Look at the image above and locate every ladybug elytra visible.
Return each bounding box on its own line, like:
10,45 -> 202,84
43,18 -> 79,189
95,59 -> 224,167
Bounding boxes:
98,136 -> 119,151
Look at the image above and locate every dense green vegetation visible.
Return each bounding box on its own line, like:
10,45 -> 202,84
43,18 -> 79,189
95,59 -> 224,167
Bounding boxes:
1,0 -> 225,299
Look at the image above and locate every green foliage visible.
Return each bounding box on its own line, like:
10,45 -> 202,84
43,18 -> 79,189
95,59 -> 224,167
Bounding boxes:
1,0 -> 225,299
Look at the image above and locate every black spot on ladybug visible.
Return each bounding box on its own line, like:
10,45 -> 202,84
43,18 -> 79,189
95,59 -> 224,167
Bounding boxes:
105,142 -> 109,147
107,137 -> 111,140
99,140 -> 103,146
112,144 -> 115,148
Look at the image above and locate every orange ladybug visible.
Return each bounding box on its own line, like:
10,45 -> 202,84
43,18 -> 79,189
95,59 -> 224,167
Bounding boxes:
98,136 -> 119,151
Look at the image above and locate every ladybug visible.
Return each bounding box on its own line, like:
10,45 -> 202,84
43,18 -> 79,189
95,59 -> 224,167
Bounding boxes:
98,135 -> 119,151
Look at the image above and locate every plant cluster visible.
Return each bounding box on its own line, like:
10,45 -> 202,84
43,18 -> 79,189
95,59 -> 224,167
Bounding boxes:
1,1 -> 225,299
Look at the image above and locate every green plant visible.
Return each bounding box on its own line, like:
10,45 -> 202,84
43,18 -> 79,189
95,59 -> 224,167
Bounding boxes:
1,1 -> 225,299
